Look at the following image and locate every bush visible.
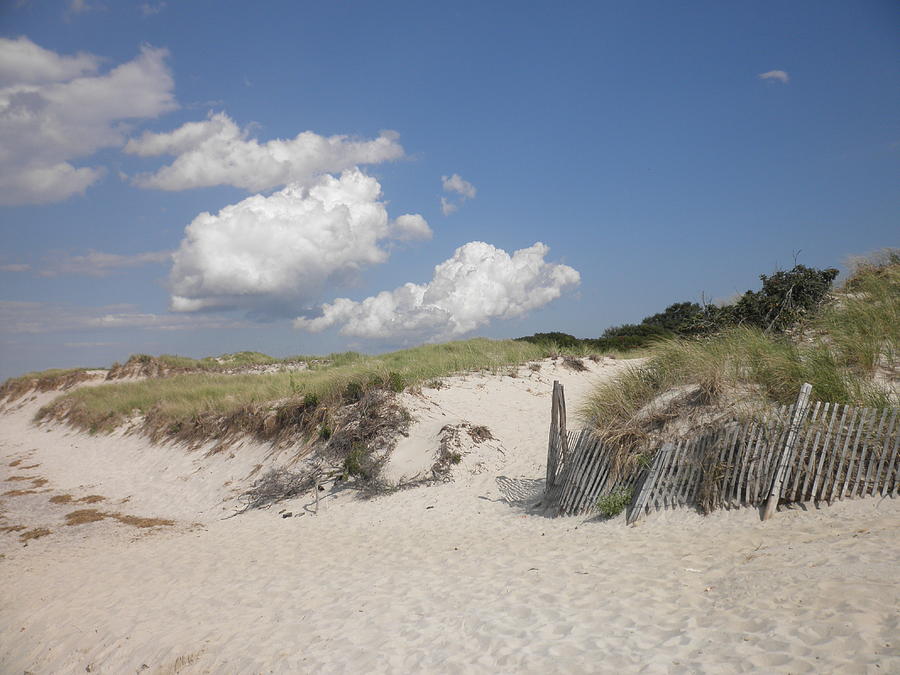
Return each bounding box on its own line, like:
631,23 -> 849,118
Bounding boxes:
596,487 -> 633,518
386,371 -> 405,393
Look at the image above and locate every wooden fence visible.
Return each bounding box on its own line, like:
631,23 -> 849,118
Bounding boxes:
542,381 -> 900,522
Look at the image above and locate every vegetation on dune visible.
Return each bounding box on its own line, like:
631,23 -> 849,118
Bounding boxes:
0,368 -> 97,401
518,262 -> 841,353
35,338 -> 555,442
580,251 -> 899,452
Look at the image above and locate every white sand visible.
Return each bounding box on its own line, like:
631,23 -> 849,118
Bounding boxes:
1,358 -> 898,674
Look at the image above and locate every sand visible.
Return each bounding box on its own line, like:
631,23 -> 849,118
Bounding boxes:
1,357 -> 898,674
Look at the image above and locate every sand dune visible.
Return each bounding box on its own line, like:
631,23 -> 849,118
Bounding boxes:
1,358 -> 898,673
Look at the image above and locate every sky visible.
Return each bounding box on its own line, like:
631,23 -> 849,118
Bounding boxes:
0,0 -> 897,381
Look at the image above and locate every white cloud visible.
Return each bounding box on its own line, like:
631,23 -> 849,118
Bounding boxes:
0,301 -> 244,334
126,111 -> 405,192
440,172 -> 476,215
440,196 -> 458,216
758,70 -> 790,84
442,173 -> 477,199
140,2 -> 166,16
0,36 -> 98,85
390,214 -> 432,241
294,241 -> 580,341
0,263 -> 30,272
0,39 -> 176,205
169,169 -> 430,313
40,249 -> 172,277
68,0 -> 93,13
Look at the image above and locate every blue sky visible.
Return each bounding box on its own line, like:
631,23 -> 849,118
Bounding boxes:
0,0 -> 897,380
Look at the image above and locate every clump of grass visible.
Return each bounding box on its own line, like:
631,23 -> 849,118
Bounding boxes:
596,487 -> 633,518
19,528 -> 51,542
64,509 -> 107,525
64,508 -> 173,528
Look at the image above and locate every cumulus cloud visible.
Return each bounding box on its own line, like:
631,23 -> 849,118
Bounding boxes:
440,172 -> 476,215
758,70 -> 790,84
40,249 -> 172,277
126,111 -> 405,192
0,301 -> 244,334
294,241 -> 580,341
390,214 -> 432,241
0,39 -> 176,205
0,36 -> 98,85
169,169 -> 430,313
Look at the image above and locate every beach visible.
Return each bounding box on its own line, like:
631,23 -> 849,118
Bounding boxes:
1,359 -> 898,673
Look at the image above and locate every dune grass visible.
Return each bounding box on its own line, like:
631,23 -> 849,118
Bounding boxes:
0,367 -> 96,401
581,253 -> 899,441
37,338 -> 566,438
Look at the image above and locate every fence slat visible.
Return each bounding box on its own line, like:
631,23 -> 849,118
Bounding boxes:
816,404 -> 847,502
881,424 -> 900,497
801,402 -> 832,501
764,385 -> 813,520
628,443 -> 672,524
824,406 -> 856,502
789,400 -> 821,501
871,409 -> 898,496
579,443 -> 616,513
854,408 -> 888,497
567,440 -> 607,515
713,424 -> 739,510
726,422 -> 753,507
839,408 -> 870,501
556,431 -> 590,512
663,439 -> 688,509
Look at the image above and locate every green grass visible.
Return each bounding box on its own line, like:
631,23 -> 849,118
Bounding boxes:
38,338 -> 565,437
580,255 -> 899,442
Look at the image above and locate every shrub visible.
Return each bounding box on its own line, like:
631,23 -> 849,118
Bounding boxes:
386,371 -> 405,393
596,487 -> 633,518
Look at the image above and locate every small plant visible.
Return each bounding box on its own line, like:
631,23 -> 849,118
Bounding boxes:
596,487 -> 633,518
303,392 -> 319,408
344,381 -> 364,403
386,371 -> 405,393
319,424 -> 331,440
289,374 -> 301,395
344,443 -> 372,479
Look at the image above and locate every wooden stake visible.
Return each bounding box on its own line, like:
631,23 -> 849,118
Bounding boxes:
763,383 -> 813,520
545,381 -> 560,496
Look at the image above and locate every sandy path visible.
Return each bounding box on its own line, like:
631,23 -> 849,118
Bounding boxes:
1,358 -> 898,673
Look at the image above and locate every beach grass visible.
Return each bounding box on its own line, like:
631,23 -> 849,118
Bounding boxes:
580,253 -> 899,439
36,338 -> 581,438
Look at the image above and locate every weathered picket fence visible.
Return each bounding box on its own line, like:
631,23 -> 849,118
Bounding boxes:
542,381 -> 900,522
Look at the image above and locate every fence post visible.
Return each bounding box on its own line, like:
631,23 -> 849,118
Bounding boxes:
558,383 -> 569,467
545,381 -> 560,497
763,382 -> 813,521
